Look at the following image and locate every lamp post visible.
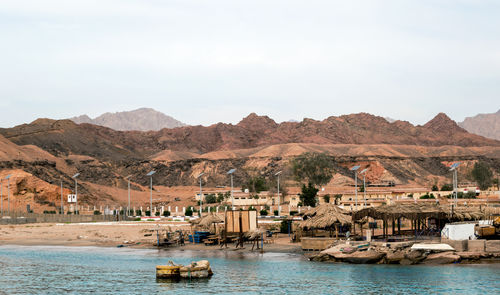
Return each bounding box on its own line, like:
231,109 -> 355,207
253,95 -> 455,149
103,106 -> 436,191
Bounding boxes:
197,173 -> 205,217
60,179 -> 63,214
1,178 -> 3,215
450,163 -> 460,207
275,171 -> 282,216
350,166 -> 360,210
227,169 -> 236,210
72,173 -> 80,214
359,168 -> 368,208
146,170 -> 156,216
125,175 -> 132,216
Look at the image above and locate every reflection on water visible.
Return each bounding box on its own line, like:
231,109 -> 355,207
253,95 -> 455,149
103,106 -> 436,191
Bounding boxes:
0,245 -> 499,294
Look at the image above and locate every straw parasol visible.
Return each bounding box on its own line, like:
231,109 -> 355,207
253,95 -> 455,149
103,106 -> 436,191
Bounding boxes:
300,204 -> 352,230
190,213 -> 224,230
245,228 -> 267,240
302,203 -> 350,219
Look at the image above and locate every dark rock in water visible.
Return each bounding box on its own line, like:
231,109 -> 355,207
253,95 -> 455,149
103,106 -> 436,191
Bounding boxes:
422,252 -> 460,264
385,250 -> 405,264
403,250 -> 427,264
340,250 -> 386,264
457,252 -> 481,261
310,253 -> 336,262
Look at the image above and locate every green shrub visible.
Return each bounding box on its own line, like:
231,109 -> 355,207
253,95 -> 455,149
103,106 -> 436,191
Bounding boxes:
185,207 -> 193,216
93,210 -> 101,215
274,210 -> 279,216
440,184 -> 453,191
145,210 -> 151,217
419,193 -> 435,199
135,209 -> 142,216
163,211 -> 170,217
260,209 -> 268,216
205,194 -> 217,204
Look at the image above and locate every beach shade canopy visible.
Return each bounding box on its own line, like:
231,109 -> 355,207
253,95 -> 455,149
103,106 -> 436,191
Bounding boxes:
300,204 -> 352,230
302,203 -> 350,218
352,203 -> 485,222
191,213 -> 224,229
448,207 -> 484,221
244,228 -> 267,240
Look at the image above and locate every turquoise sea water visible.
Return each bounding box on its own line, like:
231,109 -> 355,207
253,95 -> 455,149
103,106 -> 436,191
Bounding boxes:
0,245 -> 499,295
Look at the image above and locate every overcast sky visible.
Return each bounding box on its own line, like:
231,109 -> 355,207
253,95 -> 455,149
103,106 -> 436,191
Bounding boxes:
1,0 -> 499,127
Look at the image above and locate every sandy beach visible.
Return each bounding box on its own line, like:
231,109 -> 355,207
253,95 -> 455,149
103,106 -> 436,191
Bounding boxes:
0,222 -> 302,253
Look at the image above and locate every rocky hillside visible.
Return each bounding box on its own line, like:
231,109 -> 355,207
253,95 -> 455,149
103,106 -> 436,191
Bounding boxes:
3,113 -> 499,161
459,109 -> 500,140
1,112 -> 499,210
70,108 -> 186,131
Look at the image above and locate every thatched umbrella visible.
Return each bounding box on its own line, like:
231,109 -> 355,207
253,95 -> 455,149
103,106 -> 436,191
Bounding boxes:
190,213 -> 224,232
302,203 -> 350,219
299,204 -> 352,238
198,214 -> 224,228
300,213 -> 352,230
245,228 -> 267,240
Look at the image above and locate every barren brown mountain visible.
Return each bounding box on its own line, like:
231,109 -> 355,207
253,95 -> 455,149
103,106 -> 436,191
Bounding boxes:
0,112 -> 499,212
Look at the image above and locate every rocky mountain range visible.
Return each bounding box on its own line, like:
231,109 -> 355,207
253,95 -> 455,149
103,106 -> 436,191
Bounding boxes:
0,111 -> 499,211
70,108 -> 186,131
459,109 -> 500,141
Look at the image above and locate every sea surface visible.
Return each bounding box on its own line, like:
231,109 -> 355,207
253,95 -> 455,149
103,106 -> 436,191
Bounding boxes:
0,245 -> 498,294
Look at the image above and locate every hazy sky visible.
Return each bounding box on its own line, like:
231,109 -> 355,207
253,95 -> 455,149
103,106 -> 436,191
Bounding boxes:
1,0 -> 499,127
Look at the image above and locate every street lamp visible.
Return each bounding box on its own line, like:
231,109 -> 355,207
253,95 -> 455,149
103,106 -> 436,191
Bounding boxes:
359,168 -> 368,208
275,171 -> 282,216
72,173 -> 80,214
146,170 -> 156,216
450,163 -> 460,207
227,169 -> 236,210
197,173 -> 205,216
125,175 -> 132,216
350,166 -> 360,210
60,178 -> 64,214
0,177 -> 3,215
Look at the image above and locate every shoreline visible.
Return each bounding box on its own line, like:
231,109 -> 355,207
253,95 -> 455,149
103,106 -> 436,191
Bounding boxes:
1,222 -> 498,264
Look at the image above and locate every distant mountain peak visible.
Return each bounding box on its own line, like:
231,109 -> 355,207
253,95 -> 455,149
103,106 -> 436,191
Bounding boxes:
459,109 -> 500,140
237,113 -> 277,130
423,113 -> 462,132
69,108 -> 186,131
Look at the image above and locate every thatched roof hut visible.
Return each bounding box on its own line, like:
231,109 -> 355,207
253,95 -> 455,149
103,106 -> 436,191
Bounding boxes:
300,204 -> 351,230
450,208 -> 484,221
352,203 -> 484,222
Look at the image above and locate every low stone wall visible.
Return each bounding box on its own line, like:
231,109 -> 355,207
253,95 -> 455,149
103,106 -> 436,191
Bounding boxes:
442,239 -> 468,252
0,213 -> 117,224
468,240 -> 486,252
485,240 -> 500,253
301,237 -> 336,251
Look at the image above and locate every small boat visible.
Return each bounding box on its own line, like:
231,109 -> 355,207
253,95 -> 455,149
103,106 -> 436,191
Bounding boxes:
156,260 -> 213,280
